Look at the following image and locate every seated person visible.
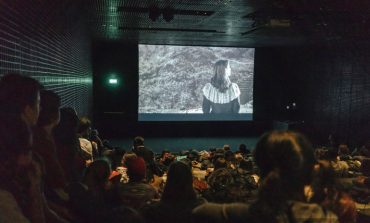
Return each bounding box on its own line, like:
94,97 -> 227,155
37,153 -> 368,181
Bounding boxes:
119,157 -> 158,209
326,148 -> 350,177
142,161 -> 205,223
77,117 -> 98,164
158,150 -> 175,171
132,136 -> 164,181
68,159 -> 113,222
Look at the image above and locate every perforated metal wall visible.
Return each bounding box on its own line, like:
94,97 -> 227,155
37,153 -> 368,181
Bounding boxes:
0,1 -> 92,116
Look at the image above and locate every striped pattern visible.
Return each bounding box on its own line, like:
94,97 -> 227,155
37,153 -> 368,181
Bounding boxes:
203,83 -> 240,104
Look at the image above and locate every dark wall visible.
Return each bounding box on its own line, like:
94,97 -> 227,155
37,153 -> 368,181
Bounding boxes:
92,42 -> 138,121
0,1 -> 93,116
255,46 -> 370,146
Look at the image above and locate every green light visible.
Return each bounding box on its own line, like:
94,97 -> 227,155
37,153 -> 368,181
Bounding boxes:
109,78 -> 118,84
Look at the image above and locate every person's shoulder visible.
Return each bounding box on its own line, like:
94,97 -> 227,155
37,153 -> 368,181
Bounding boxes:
202,83 -> 214,101
193,202 -> 249,222
290,201 -> 338,222
231,83 -> 240,91
0,189 -> 16,203
227,83 -> 240,98
202,83 -> 212,92
0,189 -> 31,223
231,82 -> 239,88
79,138 -> 92,148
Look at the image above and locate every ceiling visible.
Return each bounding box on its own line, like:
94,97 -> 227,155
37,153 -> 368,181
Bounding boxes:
82,0 -> 370,47
9,0 -> 370,47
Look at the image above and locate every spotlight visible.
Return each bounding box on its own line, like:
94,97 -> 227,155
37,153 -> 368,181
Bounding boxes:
149,6 -> 160,22
162,7 -> 174,22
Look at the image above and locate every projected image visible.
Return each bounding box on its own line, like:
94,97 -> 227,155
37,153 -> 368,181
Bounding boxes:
139,45 -> 254,121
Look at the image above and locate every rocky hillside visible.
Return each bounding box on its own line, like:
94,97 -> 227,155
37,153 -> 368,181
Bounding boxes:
139,45 -> 254,113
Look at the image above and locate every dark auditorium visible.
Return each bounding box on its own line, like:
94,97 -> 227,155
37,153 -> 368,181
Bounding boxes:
1,1 -> 370,223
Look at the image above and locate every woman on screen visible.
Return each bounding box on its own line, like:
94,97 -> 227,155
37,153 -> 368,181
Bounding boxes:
202,60 -> 240,114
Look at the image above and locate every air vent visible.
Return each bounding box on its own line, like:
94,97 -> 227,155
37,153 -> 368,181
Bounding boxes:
117,6 -> 214,16
118,27 -> 225,33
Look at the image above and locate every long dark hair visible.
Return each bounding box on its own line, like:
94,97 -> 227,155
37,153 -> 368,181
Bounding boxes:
161,161 -> 196,203
53,107 -> 79,145
37,90 -> 61,127
211,60 -> 231,93
248,131 -> 316,222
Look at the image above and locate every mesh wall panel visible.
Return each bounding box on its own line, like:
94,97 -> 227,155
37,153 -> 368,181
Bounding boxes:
0,1 -> 92,116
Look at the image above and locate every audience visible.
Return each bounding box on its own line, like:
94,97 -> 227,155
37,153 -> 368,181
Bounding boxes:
32,90 -> 67,196
0,74 -> 68,223
0,114 -> 45,222
1,72 -> 370,223
32,90 -> 74,220
193,131 -> 338,223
